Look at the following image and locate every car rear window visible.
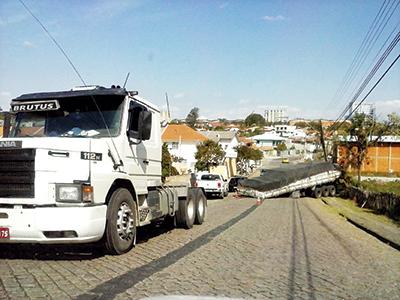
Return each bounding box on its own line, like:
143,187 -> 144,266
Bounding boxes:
201,174 -> 220,180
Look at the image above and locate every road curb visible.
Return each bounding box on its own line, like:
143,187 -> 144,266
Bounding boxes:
321,198 -> 400,251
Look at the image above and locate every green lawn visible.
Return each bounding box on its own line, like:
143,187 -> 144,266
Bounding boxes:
357,180 -> 400,196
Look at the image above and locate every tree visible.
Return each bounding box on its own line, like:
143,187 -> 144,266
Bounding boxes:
194,140 -> 225,171
276,143 -> 287,152
236,145 -> 263,174
244,113 -> 265,127
161,143 -> 178,181
340,113 -> 400,183
186,107 -> 199,128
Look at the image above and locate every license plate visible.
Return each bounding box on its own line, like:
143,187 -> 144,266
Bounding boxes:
0,227 -> 10,239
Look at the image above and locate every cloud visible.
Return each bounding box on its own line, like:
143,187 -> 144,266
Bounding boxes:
22,40 -> 36,48
173,92 -> 185,99
262,15 -> 286,22
86,1 -> 144,19
0,13 -> 28,27
219,2 -> 229,9
373,99 -> 400,118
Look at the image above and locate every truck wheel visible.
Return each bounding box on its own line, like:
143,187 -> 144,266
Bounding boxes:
104,188 -> 137,255
219,192 -> 224,199
328,185 -> 336,197
322,185 -> 330,197
313,187 -> 322,198
195,190 -> 207,225
176,189 -> 196,229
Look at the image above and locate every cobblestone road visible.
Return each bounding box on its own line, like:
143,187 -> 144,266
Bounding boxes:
1,196 -> 399,299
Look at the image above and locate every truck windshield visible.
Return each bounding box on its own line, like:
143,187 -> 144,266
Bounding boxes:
10,96 -> 124,138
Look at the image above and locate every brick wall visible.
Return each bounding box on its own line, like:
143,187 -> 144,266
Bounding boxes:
338,142 -> 400,176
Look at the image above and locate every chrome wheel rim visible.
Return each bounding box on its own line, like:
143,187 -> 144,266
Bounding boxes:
117,202 -> 135,241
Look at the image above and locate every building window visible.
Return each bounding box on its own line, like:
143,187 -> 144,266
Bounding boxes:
171,142 -> 179,149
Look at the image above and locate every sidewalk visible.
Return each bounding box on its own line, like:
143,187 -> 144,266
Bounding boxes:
322,197 -> 400,249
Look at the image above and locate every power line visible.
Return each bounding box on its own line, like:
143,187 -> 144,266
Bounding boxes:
326,0 -> 391,110
338,0 -> 400,112
329,28 -> 400,131
333,53 -> 400,131
326,0 -> 399,115
18,0 -> 87,86
18,0 -> 125,168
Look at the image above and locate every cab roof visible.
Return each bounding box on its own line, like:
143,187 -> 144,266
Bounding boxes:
13,86 -> 129,101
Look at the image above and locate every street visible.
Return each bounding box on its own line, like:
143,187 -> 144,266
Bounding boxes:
1,196 -> 399,300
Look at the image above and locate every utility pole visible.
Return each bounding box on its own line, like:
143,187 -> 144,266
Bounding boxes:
318,120 -> 328,162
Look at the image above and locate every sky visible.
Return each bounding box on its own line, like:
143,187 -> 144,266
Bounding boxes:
0,0 -> 399,121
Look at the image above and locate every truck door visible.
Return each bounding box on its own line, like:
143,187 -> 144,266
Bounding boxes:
123,102 -> 148,195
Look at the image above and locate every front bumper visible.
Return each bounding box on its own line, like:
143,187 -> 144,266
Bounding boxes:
204,188 -> 223,193
0,205 -> 107,244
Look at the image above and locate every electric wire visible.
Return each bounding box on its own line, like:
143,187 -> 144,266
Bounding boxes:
325,0 -> 391,110
331,30 -> 400,131
18,0 -> 124,167
336,0 -> 399,106
326,0 -> 399,121
333,53 -> 400,131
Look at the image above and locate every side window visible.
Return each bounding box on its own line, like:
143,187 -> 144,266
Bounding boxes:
128,101 -> 145,134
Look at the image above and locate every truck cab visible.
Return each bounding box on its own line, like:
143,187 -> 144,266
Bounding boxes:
0,86 -> 206,254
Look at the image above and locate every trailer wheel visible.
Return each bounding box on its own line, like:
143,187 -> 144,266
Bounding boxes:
313,187 -> 322,198
176,189 -> 196,229
322,185 -> 330,197
195,190 -> 207,225
104,188 -> 137,255
328,185 -> 336,197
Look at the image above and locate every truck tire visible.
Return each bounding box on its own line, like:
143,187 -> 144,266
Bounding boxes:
219,192 -> 224,199
195,190 -> 207,225
104,188 -> 137,255
176,189 -> 196,229
322,185 -> 330,197
224,190 -> 228,197
313,187 -> 322,198
328,185 -> 336,197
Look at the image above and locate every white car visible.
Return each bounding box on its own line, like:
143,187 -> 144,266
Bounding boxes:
196,173 -> 228,199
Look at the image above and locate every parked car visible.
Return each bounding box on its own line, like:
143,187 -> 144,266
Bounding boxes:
196,173 -> 228,199
228,176 -> 247,192
281,157 -> 290,163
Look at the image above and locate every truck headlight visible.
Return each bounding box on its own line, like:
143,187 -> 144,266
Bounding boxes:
56,184 -> 94,203
57,185 -> 81,202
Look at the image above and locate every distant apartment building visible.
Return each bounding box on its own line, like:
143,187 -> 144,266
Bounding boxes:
264,106 -> 288,123
349,102 -> 376,119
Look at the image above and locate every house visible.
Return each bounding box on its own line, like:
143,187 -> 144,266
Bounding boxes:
251,132 -> 286,148
337,135 -> 400,176
161,124 -> 207,174
202,131 -> 239,177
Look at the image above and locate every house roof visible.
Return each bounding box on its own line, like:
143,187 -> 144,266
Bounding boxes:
202,131 -> 236,142
162,124 -> 207,142
238,136 -> 253,144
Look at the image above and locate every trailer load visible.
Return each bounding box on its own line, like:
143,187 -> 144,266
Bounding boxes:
237,162 -> 341,199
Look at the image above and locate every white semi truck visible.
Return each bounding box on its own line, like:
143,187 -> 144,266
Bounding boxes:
0,86 -> 207,254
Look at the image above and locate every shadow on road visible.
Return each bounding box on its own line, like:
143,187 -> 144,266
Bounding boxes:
287,199 -> 316,300
0,220 -> 175,261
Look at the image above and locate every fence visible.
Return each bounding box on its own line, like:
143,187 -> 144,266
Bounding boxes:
343,186 -> 400,221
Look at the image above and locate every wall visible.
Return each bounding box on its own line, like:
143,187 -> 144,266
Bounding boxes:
338,142 -> 400,176
167,141 -> 198,174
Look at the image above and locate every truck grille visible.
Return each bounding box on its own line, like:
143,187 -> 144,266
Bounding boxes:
0,148 -> 35,198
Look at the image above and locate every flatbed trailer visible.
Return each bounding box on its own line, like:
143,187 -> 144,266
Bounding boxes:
237,162 -> 341,199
